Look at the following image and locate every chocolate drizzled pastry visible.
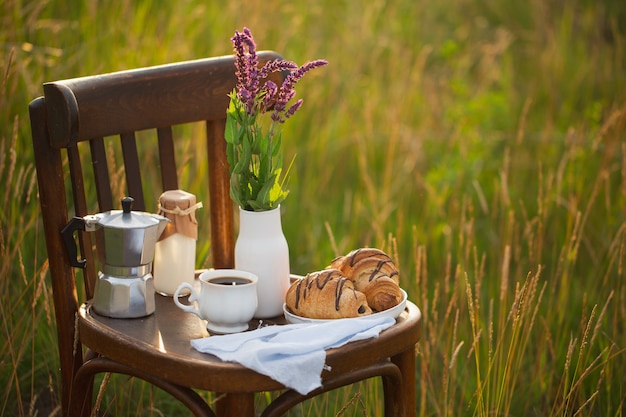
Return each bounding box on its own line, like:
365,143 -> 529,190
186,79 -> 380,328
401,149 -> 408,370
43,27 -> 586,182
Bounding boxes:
329,248 -> 403,312
329,248 -> 398,281
285,269 -> 372,319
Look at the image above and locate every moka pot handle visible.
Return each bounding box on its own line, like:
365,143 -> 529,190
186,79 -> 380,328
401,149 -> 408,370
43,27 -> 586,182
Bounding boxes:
61,216 -> 88,269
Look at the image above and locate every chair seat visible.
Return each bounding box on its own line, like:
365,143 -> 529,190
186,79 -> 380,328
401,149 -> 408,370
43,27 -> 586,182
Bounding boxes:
78,291 -> 422,393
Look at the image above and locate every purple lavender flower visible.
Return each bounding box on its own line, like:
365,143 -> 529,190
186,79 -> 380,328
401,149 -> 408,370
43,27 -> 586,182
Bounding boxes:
231,28 -> 327,122
271,59 -> 328,123
261,80 -> 278,112
231,26 -> 328,122
259,59 -> 298,79
284,99 -> 304,120
231,28 -> 259,112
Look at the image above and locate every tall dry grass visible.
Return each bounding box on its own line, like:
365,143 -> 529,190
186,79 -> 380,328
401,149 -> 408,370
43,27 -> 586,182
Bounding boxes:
2,0 -> 625,415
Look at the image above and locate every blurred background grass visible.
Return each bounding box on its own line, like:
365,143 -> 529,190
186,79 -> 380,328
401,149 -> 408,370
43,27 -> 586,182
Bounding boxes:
2,0 -> 625,415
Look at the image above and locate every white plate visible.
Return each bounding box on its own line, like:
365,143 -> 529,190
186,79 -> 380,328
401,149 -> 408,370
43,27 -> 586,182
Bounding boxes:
283,289 -> 407,324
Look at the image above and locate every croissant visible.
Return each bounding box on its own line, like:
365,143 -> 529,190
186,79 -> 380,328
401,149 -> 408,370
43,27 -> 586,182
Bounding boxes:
329,248 -> 403,312
285,269 -> 372,319
329,248 -> 399,284
358,274 -> 403,312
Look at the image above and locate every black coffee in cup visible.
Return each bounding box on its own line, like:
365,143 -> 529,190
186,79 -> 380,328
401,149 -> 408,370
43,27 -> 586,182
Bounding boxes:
209,277 -> 253,286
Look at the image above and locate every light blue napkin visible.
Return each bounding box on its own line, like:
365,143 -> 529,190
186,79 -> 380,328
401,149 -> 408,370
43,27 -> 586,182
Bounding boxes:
190,316 -> 395,395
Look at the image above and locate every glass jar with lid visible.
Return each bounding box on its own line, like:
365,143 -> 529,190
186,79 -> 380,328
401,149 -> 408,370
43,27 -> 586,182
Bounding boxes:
153,189 -> 202,296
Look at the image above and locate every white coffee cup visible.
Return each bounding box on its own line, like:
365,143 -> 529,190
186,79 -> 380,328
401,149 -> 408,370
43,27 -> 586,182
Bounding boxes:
174,269 -> 258,334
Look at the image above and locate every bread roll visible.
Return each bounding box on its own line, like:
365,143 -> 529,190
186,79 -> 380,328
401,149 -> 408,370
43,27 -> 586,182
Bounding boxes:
285,269 -> 372,319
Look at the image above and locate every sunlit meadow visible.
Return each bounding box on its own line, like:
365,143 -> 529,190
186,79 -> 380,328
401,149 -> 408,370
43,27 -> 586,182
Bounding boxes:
2,0 -> 625,416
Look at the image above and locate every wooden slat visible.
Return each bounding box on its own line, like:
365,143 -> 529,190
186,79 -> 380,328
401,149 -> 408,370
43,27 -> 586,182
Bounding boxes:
206,118 -> 234,269
157,127 -> 178,191
120,132 -> 145,211
89,138 -> 114,212
66,145 -> 97,298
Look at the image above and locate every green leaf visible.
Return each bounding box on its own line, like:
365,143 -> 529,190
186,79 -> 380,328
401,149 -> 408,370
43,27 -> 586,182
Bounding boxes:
281,155 -> 296,189
272,132 -> 282,158
256,173 -> 276,205
225,114 -> 238,145
233,138 -> 252,174
269,176 -> 287,205
226,142 -> 234,168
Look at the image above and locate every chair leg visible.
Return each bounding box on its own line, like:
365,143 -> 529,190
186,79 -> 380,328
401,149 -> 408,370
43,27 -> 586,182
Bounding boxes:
382,368 -> 403,417
68,376 -> 93,417
260,361 -> 402,417
63,350 -> 95,417
391,347 -> 417,417
71,356 -> 216,417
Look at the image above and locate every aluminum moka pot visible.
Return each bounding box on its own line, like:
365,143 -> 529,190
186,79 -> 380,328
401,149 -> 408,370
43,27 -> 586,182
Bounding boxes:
62,197 -> 169,318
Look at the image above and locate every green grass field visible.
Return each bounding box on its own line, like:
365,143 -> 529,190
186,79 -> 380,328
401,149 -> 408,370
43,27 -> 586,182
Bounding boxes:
2,0 -> 625,415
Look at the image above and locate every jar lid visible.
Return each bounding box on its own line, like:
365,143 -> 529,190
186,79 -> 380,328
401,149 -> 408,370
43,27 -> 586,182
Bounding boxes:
157,190 -> 202,240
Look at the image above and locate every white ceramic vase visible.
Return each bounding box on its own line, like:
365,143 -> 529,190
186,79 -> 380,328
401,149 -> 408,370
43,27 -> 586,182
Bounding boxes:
234,206 -> 290,318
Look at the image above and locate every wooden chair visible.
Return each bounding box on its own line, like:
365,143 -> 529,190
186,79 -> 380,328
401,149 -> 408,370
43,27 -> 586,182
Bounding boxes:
28,52 -> 422,417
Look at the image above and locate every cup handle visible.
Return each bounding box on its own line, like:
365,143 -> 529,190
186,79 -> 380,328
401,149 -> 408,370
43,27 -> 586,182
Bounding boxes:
173,283 -> 203,319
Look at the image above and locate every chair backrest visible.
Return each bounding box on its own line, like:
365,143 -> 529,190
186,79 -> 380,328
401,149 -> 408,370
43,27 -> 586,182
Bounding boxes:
28,51 -> 284,412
